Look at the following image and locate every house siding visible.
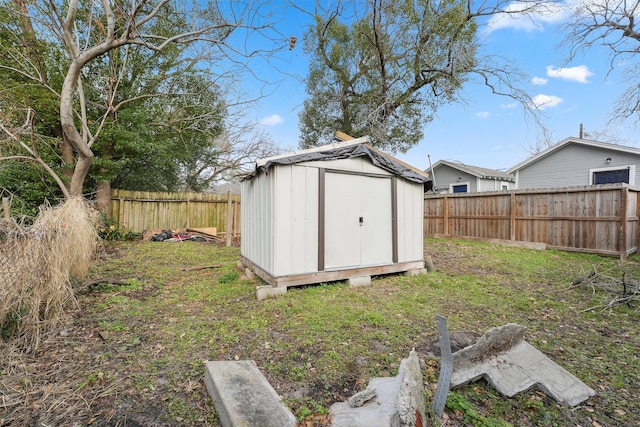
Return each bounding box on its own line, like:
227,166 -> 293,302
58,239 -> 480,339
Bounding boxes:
516,144 -> 640,189
433,165 -> 477,192
478,179 -> 512,192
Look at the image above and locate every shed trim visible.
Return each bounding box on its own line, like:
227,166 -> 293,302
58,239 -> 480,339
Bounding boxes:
392,176 -> 398,263
246,140 -> 429,184
318,168 -> 325,271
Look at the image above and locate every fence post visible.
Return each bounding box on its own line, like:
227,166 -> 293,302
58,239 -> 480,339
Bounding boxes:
443,196 -> 449,235
620,186 -> 629,259
226,190 -> 233,247
2,197 -> 9,220
510,192 -> 516,241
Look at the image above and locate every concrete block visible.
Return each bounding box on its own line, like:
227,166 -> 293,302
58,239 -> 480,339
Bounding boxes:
204,360 -> 296,427
451,323 -> 595,407
404,268 -> 428,277
347,276 -> 371,287
244,268 -> 256,280
396,350 -> 426,426
256,285 -> 287,300
331,350 -> 425,427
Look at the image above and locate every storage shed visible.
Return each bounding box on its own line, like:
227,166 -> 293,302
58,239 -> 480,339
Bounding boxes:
240,136 -> 429,290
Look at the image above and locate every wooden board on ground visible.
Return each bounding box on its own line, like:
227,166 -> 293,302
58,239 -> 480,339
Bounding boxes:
187,227 -> 218,237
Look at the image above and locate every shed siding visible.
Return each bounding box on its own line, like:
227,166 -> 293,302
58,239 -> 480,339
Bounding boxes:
396,178 -> 424,262
241,169 -> 276,273
272,165 -> 319,276
517,144 -> 640,189
298,158 -> 394,176
242,153 -> 425,281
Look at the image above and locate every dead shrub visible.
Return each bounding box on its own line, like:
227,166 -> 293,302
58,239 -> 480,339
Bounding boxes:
0,197 -> 99,351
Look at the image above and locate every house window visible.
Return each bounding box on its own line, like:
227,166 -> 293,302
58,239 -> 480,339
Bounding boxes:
451,184 -> 468,193
501,184 -> 508,191
592,168 -> 630,185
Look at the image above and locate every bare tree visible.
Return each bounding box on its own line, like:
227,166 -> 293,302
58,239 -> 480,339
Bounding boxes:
561,0 -> 640,124
0,109 -> 70,199
1,0 -> 285,200
181,123 -> 281,192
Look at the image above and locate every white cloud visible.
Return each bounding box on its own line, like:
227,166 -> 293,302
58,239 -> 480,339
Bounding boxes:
486,2 -> 569,33
501,102 -> 518,109
259,114 -> 284,126
476,111 -> 490,119
531,94 -> 563,110
532,76 -> 548,85
546,65 -> 593,83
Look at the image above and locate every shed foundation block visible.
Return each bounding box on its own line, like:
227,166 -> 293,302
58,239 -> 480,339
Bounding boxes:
256,285 -> 287,300
404,268 -> 428,277
347,276 -> 372,287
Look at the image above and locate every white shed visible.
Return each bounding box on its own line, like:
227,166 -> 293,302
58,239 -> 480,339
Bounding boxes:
240,137 -> 429,289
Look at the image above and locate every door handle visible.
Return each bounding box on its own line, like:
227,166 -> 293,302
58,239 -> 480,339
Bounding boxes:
359,216 -> 363,226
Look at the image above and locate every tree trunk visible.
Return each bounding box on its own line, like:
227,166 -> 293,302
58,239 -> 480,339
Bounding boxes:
95,180 -> 111,215
60,62 -> 94,198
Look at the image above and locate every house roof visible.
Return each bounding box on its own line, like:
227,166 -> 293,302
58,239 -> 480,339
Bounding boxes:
431,160 -> 515,182
507,137 -> 640,173
246,137 -> 430,184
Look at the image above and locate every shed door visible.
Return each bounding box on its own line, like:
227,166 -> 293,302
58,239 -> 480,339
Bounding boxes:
324,172 -> 392,270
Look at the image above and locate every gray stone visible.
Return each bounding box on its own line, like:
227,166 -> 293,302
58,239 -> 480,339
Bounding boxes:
204,360 -> 296,427
403,268 -> 428,277
424,256 -> 435,272
256,285 -> 287,300
244,268 -> 255,280
347,276 -> 371,287
348,388 -> 377,408
451,324 -> 595,407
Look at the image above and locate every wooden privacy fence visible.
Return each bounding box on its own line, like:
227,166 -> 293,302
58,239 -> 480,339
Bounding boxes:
110,189 -> 240,236
424,184 -> 640,258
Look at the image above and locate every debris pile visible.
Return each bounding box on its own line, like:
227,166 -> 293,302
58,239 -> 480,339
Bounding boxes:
147,227 -> 222,243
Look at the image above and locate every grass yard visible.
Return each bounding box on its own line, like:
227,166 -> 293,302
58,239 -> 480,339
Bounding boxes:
1,237 -> 639,426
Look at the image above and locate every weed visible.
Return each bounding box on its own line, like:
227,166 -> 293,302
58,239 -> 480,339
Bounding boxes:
218,271 -> 239,284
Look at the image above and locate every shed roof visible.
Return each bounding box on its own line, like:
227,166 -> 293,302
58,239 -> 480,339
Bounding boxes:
507,137 -> 640,173
431,160 -> 515,182
246,137 -> 430,184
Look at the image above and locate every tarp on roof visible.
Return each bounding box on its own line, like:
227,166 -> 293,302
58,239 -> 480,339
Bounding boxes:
244,143 -> 429,184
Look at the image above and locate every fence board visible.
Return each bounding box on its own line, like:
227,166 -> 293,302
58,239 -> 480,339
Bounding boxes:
110,189 -> 240,235
424,184 -> 640,258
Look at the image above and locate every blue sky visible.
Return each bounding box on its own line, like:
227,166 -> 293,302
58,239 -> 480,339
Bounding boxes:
241,1 -> 637,172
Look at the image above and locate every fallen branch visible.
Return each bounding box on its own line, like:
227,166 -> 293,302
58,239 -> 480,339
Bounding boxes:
181,264 -> 222,272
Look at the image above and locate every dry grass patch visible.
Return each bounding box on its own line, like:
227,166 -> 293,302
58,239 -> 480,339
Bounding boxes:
0,197 -> 99,351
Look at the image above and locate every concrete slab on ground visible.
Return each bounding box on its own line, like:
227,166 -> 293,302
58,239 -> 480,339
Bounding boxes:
451,325 -> 595,407
204,360 -> 296,427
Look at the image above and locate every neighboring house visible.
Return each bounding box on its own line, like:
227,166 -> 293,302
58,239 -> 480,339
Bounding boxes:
508,137 -> 640,190
428,160 -> 515,193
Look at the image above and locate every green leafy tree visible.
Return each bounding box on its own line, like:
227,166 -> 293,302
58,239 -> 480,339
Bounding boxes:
300,0 -> 547,153
0,0 -> 284,214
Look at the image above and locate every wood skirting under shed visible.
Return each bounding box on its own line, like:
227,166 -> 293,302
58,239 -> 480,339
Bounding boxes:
239,255 -> 425,288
